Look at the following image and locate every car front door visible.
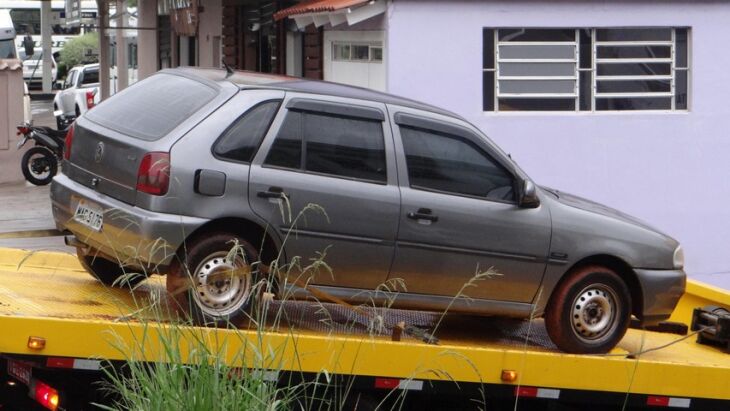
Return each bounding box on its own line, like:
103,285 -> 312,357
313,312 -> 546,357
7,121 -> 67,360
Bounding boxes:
388,110 -> 552,304
249,95 -> 400,291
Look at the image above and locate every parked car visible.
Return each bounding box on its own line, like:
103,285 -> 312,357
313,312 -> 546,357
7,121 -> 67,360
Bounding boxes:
53,63 -> 100,124
19,49 -> 58,86
50,68 -> 686,354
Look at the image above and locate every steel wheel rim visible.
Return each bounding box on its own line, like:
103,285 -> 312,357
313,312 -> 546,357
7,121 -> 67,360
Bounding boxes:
570,284 -> 618,341
192,251 -> 252,317
28,153 -> 51,178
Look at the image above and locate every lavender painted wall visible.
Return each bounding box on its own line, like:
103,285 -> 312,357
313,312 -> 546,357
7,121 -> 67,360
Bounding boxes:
386,0 -> 730,289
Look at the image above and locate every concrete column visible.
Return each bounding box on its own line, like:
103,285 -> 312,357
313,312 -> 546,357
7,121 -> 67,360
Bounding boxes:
97,0 -> 110,100
40,1 -> 53,93
137,0 -> 158,79
115,0 -> 128,90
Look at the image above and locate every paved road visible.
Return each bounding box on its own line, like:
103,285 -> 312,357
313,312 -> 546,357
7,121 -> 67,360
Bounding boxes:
1,96 -> 70,253
30,94 -> 57,128
0,183 -> 71,254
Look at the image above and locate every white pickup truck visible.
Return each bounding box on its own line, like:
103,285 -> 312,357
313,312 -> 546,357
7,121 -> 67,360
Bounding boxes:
53,63 -> 101,124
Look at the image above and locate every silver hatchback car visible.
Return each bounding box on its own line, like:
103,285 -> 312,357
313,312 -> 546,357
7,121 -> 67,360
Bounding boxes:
51,68 -> 685,353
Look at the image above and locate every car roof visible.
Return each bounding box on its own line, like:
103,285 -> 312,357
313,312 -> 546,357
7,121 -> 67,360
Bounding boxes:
171,67 -> 461,119
73,63 -> 99,70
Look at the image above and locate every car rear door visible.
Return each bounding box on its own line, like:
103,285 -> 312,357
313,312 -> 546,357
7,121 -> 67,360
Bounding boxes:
60,68 -> 77,113
388,109 -> 552,304
248,94 -> 400,291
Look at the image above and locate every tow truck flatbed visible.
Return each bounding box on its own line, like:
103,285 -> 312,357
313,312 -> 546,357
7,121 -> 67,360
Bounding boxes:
0,247 -> 729,409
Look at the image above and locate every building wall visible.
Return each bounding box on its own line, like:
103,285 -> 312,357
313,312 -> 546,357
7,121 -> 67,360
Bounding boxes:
321,15 -> 387,89
387,0 -> 730,288
0,65 -> 28,184
323,30 -> 385,91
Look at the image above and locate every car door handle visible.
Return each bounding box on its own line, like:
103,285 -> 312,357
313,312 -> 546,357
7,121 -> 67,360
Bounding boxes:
257,186 -> 287,199
407,208 -> 438,223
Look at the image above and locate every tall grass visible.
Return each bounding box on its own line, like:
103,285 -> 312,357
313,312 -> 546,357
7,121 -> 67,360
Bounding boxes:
62,198 -> 502,410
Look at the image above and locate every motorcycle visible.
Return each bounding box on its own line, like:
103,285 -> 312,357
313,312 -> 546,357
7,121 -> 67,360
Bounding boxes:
16,123 -> 68,186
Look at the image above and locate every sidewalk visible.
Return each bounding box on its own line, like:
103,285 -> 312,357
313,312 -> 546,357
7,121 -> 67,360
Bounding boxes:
0,182 -> 71,254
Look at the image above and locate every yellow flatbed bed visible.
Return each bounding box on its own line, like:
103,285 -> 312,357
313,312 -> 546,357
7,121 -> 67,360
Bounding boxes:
0,247 -> 729,409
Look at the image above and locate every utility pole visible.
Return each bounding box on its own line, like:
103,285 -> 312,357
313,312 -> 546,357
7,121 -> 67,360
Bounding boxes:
40,0 -> 53,93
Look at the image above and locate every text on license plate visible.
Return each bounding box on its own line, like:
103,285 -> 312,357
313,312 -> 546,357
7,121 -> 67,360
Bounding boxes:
74,200 -> 103,231
7,359 -> 32,385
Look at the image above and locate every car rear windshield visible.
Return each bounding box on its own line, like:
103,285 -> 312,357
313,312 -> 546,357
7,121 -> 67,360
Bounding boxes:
80,69 -> 99,85
85,73 -> 218,141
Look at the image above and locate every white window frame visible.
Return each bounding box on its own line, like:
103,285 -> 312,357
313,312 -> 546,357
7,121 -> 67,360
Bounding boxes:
484,27 -> 690,113
495,33 -> 579,102
332,41 -> 383,63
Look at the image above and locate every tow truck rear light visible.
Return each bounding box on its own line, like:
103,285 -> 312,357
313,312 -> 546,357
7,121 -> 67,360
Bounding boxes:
137,152 -> 170,196
63,124 -> 74,160
32,380 -> 59,411
86,89 -> 96,110
27,336 -> 46,350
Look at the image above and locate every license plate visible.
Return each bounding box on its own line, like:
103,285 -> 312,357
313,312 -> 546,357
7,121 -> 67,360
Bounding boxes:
7,359 -> 32,385
74,200 -> 103,231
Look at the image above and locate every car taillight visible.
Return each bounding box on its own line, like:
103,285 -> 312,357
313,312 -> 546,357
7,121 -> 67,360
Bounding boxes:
63,124 -> 74,160
33,380 -> 59,411
137,152 -> 170,196
86,90 -> 95,109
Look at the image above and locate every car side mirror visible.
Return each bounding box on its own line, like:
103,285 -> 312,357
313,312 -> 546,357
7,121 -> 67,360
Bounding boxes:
53,82 -> 63,90
22,34 -> 35,59
519,180 -> 540,208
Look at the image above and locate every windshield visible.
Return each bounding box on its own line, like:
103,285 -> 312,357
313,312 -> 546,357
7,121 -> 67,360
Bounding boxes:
0,39 -> 16,59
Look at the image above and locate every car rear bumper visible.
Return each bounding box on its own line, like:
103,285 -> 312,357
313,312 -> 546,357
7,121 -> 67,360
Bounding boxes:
50,173 -> 208,268
635,268 -> 686,325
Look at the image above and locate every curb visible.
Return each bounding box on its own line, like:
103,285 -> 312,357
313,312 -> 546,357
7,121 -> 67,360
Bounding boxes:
29,93 -> 55,101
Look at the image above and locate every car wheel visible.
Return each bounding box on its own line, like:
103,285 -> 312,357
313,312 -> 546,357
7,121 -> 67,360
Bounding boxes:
167,233 -> 260,326
21,146 -> 57,186
75,105 -> 81,117
544,265 -> 631,354
77,247 -> 146,288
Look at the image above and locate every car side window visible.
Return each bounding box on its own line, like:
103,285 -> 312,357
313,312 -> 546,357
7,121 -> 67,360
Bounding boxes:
65,70 -> 76,89
80,69 -> 99,85
265,109 -> 387,183
214,100 -> 281,163
264,111 -> 302,169
400,126 -> 516,201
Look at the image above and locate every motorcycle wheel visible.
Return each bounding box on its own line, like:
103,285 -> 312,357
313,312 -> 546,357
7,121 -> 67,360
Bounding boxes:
21,146 -> 58,186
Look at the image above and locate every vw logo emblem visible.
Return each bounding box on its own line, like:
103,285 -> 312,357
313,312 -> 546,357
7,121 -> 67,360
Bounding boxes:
94,142 -> 105,163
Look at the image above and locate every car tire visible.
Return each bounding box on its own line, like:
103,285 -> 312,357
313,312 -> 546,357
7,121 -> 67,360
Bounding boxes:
75,105 -> 81,117
77,247 -> 146,288
544,265 -> 631,354
167,233 -> 261,327
21,146 -> 57,186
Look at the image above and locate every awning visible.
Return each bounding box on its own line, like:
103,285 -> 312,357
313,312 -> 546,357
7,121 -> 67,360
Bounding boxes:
274,0 -> 386,29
